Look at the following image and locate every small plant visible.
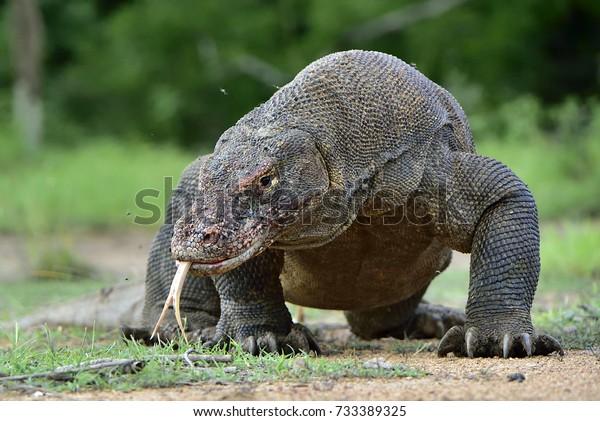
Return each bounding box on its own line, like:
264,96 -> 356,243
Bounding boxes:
533,295 -> 600,351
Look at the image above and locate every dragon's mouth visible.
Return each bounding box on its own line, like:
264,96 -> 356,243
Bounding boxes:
187,233 -> 267,276
150,233 -> 268,341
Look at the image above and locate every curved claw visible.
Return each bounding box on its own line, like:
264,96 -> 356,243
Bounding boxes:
305,331 -> 322,355
121,326 -> 154,345
202,332 -> 229,350
202,323 -> 321,356
242,336 -> 259,355
503,333 -> 512,359
258,332 -> 278,353
536,334 -> 565,356
437,322 -> 564,359
437,325 -> 464,357
283,330 -> 309,355
520,333 -> 532,357
465,327 -> 476,358
291,323 -> 322,355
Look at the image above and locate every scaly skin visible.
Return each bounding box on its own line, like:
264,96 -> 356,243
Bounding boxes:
125,50 -> 563,358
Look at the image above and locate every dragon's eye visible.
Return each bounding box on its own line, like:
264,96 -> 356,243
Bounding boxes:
259,175 -> 272,188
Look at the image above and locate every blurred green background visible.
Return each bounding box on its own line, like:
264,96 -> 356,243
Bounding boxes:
0,0 -> 599,321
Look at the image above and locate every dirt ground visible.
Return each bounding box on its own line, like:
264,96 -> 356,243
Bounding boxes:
3,348 -> 598,401
97,350 -> 599,401
1,231 -> 599,401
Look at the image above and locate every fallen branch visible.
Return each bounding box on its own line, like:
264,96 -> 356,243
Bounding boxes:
342,0 -> 470,44
0,353 -> 234,383
0,358 -> 144,382
159,351 -> 233,366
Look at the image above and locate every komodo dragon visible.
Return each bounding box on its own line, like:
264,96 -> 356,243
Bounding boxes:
124,50 -> 563,358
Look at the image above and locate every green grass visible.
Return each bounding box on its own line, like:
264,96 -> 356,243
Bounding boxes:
426,219 -> 600,309
539,220 -> 600,282
0,327 -> 426,393
0,278 -> 112,322
0,137 -> 197,234
534,294 -> 600,351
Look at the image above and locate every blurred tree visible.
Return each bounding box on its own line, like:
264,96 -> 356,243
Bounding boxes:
10,0 -> 44,153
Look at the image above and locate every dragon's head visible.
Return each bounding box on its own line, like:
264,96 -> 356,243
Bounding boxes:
172,124 -> 331,277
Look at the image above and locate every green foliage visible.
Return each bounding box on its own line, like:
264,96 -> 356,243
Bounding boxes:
540,221 -> 600,281
403,0 -> 600,104
2,0 -> 599,147
473,96 -> 600,218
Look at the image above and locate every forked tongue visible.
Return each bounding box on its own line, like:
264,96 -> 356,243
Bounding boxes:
150,261 -> 192,342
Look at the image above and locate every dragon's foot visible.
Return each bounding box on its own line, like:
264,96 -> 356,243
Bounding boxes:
437,325 -> 564,358
402,303 -> 466,339
202,323 -> 321,355
346,300 -> 465,340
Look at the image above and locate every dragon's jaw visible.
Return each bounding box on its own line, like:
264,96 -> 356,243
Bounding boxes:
186,231 -> 269,276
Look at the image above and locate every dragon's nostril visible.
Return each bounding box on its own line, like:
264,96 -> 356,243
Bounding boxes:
202,229 -> 219,244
